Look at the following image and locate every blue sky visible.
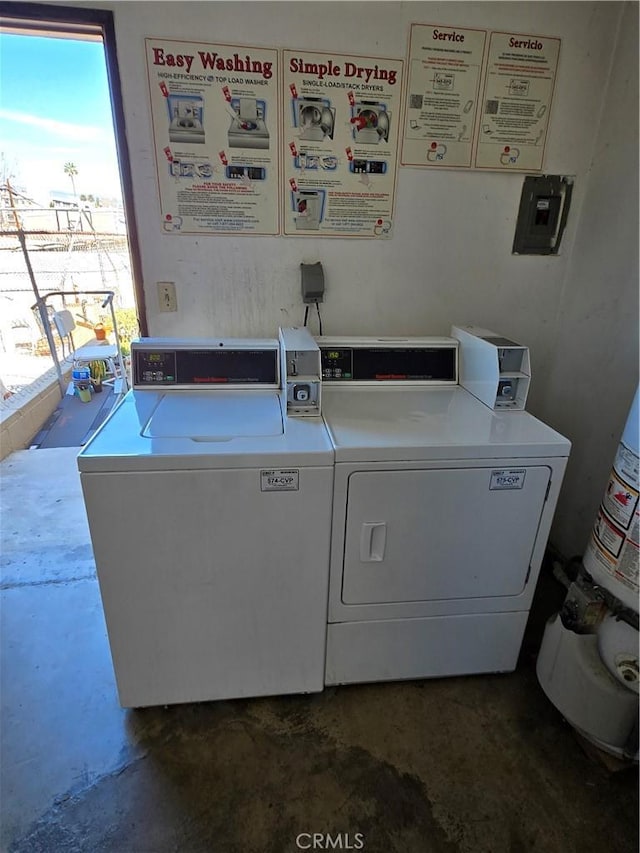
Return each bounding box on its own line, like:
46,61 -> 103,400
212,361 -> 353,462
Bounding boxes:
0,33 -> 122,203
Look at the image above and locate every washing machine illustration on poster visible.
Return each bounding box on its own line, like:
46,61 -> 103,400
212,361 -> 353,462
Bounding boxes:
167,94 -> 205,144
227,98 -> 270,149
350,101 -> 390,144
293,97 -> 336,141
292,190 -> 326,230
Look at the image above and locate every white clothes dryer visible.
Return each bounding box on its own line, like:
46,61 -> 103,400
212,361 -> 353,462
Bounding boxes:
78,338 -> 333,708
316,337 -> 571,687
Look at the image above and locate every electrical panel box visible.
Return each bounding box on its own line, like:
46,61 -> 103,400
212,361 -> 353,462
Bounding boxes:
513,175 -> 573,255
451,325 -> 530,411
279,327 -> 322,417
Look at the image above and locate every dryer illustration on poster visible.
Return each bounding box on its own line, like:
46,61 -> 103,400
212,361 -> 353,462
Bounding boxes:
349,159 -> 387,175
292,96 -> 336,141
350,101 -> 390,143
293,152 -> 338,172
292,189 -> 326,230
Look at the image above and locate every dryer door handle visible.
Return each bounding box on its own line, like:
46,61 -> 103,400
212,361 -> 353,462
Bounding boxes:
360,522 -> 387,562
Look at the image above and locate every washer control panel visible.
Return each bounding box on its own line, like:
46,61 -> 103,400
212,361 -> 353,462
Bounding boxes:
132,339 -> 279,390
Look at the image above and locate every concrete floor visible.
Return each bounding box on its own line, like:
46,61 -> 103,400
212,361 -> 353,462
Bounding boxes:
1,447 -> 637,853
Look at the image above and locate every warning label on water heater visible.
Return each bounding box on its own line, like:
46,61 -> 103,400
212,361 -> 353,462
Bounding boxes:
489,469 -> 526,490
584,437 -> 640,597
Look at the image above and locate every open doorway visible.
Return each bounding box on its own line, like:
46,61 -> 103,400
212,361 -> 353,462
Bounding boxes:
0,2 -> 146,403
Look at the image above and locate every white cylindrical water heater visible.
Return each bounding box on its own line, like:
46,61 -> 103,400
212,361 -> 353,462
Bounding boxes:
537,386 -> 639,758
583,386 -> 639,613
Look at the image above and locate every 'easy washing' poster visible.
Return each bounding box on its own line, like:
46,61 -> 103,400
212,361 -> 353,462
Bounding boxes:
145,38 -> 280,235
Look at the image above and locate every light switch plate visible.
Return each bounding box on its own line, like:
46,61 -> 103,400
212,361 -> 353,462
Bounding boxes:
157,281 -> 177,312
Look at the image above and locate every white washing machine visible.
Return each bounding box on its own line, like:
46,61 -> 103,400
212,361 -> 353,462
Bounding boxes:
316,337 -> 571,686
77,338 -> 333,708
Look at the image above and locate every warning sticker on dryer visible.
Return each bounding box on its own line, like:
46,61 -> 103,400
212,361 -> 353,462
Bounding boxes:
490,469 -> 526,490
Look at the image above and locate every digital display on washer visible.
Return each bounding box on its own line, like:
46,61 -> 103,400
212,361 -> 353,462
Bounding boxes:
135,350 -> 177,384
321,347 -> 456,381
134,348 -> 277,386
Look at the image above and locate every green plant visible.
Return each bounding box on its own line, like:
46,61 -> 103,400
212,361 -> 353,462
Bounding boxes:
113,307 -> 139,355
89,359 -> 107,384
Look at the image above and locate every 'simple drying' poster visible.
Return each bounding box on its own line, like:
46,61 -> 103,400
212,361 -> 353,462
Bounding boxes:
282,50 -> 404,238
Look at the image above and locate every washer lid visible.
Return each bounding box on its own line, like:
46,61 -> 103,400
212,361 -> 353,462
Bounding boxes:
143,392 -> 283,440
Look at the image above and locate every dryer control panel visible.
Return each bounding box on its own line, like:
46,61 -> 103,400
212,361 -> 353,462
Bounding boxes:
318,338 -> 458,384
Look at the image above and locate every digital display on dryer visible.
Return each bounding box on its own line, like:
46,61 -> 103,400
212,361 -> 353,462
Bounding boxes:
321,348 -> 352,380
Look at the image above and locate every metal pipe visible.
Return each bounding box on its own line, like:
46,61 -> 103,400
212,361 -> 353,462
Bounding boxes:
33,290 -> 115,303
18,231 -> 66,396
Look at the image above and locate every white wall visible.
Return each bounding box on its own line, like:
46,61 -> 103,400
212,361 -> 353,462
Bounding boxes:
541,1 -> 639,556
98,0 -> 636,555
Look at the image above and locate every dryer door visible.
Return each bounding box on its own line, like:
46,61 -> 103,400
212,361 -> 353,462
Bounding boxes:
342,466 -> 550,604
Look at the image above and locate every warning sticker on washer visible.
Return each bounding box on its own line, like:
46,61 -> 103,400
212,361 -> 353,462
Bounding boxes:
261,469 -> 299,491
490,469 -> 526,489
